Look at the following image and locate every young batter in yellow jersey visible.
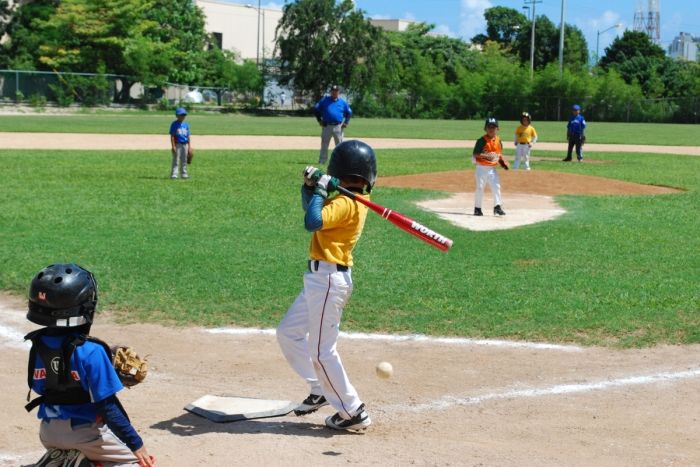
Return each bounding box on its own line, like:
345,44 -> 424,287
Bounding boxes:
277,140 -> 376,432
513,112 -> 538,170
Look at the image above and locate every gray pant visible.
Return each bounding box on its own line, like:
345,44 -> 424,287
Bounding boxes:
319,124 -> 344,164
171,143 -> 189,178
40,419 -> 139,466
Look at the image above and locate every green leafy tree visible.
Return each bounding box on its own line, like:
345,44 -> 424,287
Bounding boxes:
515,15 -> 559,70
472,6 -> 528,50
0,0 -> 59,70
275,0 -> 383,101
599,31 -> 667,97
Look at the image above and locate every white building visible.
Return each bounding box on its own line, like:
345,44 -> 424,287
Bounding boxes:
667,32 -> 697,61
196,0 -> 283,62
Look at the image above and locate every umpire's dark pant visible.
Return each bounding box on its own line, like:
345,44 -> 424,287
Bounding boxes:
566,135 -> 584,161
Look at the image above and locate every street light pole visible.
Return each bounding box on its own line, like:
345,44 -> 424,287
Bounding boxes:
524,0 -> 542,79
596,23 -> 622,64
558,0 -> 565,74
256,0 -> 261,66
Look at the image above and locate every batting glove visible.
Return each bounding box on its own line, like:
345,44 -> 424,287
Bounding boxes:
314,174 -> 339,198
303,166 -> 323,186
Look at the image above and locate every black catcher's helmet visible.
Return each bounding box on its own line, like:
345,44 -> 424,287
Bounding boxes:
327,140 -> 377,193
27,264 -> 98,329
484,117 -> 499,129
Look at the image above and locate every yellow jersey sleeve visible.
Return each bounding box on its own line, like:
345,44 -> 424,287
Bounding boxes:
309,194 -> 369,267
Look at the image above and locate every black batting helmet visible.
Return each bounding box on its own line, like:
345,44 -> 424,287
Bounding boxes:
328,140 -> 377,193
27,264 -> 98,329
520,112 -> 531,123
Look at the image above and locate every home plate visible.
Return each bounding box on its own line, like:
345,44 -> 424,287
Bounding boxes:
184,395 -> 296,422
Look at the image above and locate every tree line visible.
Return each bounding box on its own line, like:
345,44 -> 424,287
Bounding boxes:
1,0 -> 698,122
276,1 -> 699,123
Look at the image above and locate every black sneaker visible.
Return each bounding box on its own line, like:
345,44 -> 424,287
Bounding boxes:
494,205 -> 506,216
63,450 -> 92,467
294,393 -> 329,416
473,207 -> 483,216
325,403 -> 371,431
35,449 -> 69,467
562,157 -> 572,162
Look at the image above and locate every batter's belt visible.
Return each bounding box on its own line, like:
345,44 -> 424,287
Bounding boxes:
308,260 -> 349,272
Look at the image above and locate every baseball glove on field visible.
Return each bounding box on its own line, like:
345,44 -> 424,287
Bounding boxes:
187,147 -> 194,164
111,345 -> 148,388
498,157 -> 510,170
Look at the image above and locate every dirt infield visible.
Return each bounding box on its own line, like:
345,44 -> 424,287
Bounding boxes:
2,132 -> 699,155
1,294 -> 699,466
2,134 -> 698,466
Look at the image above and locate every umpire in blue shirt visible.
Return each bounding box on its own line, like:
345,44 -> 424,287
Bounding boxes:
314,85 -> 352,164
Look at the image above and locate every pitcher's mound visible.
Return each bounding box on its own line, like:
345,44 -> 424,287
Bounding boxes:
418,193 -> 566,231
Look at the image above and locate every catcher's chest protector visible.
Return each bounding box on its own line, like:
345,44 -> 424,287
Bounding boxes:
25,330 -> 111,412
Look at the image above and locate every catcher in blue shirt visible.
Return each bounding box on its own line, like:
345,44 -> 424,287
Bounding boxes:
564,104 -> 586,162
24,264 -> 154,467
314,85 -> 352,165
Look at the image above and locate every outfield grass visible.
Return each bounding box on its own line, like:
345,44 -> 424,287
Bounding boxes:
1,112 -> 699,146
1,147 -> 697,347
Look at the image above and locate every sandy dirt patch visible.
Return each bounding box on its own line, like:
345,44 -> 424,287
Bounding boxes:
1,132 -> 699,155
1,294 -> 699,466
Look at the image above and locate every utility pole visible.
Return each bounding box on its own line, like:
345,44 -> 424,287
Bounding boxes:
558,0 -> 565,75
256,0 -> 261,66
524,0 -> 543,78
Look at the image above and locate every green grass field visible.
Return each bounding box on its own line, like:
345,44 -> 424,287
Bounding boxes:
1,112 -> 699,146
1,145 -> 697,347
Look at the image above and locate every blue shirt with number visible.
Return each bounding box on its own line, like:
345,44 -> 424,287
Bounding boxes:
170,120 -> 191,144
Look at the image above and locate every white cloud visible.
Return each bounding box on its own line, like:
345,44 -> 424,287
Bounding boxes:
584,10 -> 624,58
432,24 -> 457,38
459,0 -> 492,40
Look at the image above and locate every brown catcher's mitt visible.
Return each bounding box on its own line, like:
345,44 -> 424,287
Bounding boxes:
498,157 -> 510,170
111,346 -> 148,387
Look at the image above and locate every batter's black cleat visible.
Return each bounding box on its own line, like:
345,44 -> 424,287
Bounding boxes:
473,207 -> 483,216
494,205 -> 506,216
325,403 -> 371,431
562,157 -> 572,161
294,393 -> 329,416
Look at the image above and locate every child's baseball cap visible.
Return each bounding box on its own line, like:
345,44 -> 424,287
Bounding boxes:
175,107 -> 188,116
572,104 -> 581,110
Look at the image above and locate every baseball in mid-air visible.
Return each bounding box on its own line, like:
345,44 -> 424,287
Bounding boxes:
376,361 -> 393,379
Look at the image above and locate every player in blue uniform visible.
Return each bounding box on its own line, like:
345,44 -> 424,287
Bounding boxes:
169,107 -> 192,179
313,85 -> 352,165
25,264 -> 154,467
564,104 -> 586,162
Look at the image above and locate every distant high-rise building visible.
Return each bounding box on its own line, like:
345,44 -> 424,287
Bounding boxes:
668,32 -> 697,61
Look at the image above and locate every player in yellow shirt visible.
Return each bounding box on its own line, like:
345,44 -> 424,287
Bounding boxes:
277,140 -> 376,432
514,112 -> 538,170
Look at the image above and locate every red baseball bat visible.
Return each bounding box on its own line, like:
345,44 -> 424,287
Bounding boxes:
336,186 -> 453,252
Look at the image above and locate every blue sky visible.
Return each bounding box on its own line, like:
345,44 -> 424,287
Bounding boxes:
224,1 -> 700,56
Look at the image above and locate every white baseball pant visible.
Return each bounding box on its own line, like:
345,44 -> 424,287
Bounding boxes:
514,143 -> 531,170
277,261 -> 362,419
474,164 -> 502,208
